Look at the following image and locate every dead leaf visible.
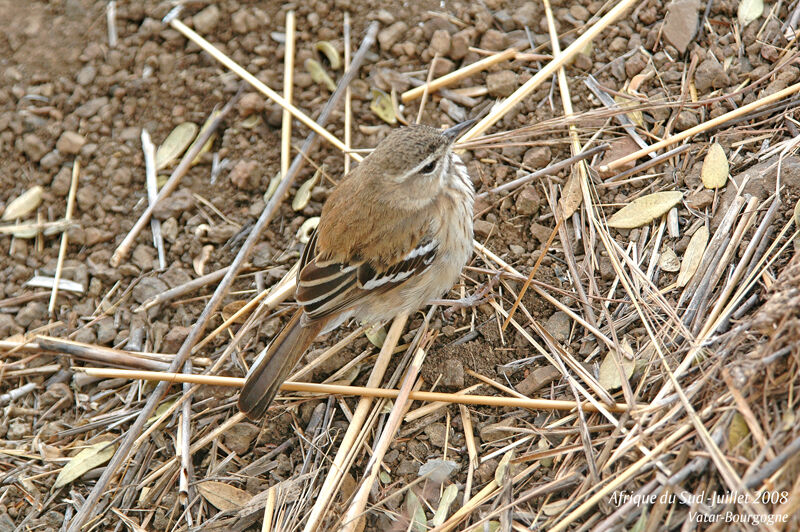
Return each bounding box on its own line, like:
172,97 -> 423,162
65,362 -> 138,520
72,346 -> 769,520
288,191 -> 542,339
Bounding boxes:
54,441 -> 116,488
598,342 -> 635,391
495,450 -> 514,486
292,166 -> 322,211
607,191 -> 683,229
432,484 -> 459,526
156,122 -> 198,170
700,143 -> 729,189
370,88 -> 396,124
197,481 -> 252,511
542,499 -> 570,516
677,225 -> 709,287
305,58 -> 336,91
728,412 -> 751,454
738,0 -> 764,26
405,490 -> 427,532
365,324 -> 387,348
558,170 -> 583,220
189,110 -> 221,165
222,300 -> 249,323
2,186 -> 44,221
793,197 -> 800,228
659,247 -> 680,272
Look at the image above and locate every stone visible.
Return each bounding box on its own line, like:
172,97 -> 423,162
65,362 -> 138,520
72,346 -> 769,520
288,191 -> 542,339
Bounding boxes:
663,0 -> 700,54
7,419 -> 30,440
162,326 -> 190,353
84,227 -> 114,246
429,29 -> 451,56
223,422 -> 261,455
675,110 -> 700,131
73,327 -> 97,344
378,21 -> 408,51
230,159 -> 260,190
598,137 -> 639,178
22,133 -> 48,162
486,70 -> 517,97
516,366 -> 561,396
0,314 -> 22,337
480,29 -> 506,51
449,29 -> 472,60
96,317 -> 116,345
515,186 -> 541,216
441,358 -> 465,388
433,58 -> 455,77
40,150 -> 62,169
76,64 -> 97,86
74,97 -> 108,118
625,53 -> 647,77
192,5 -> 220,34
0,512 -> 15,532
479,418 -> 516,443
544,311 -> 570,342
231,9 -> 257,34
153,188 -> 194,219
686,188 -> 714,209
132,277 -> 169,304
424,423 -> 448,447
695,57 -> 730,92
512,3 -> 538,27
15,301 -> 47,328
474,219 -> 495,237
523,146 -> 552,168
238,93 -> 264,117
131,244 -> 155,271
569,5 -> 590,21
56,131 -> 86,154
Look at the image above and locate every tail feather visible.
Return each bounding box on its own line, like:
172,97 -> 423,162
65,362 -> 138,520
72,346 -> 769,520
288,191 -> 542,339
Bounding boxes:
238,310 -> 325,419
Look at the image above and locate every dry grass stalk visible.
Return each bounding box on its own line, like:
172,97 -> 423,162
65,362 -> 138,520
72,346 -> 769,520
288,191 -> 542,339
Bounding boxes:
302,314 -> 408,532
280,10 -> 295,179
47,159 -> 79,315
401,48 -> 517,103
343,12 -> 352,174
460,0 -> 638,143
141,130 -> 166,270
165,9 -> 362,163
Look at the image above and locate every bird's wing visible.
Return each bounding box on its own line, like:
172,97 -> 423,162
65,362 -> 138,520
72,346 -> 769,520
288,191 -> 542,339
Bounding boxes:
296,231 -> 438,321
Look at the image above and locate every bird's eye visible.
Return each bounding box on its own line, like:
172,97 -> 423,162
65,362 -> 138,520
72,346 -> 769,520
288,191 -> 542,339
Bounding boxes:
420,160 -> 437,174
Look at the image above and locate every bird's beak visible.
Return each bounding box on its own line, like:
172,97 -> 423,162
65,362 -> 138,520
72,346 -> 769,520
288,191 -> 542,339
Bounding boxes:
442,118 -> 477,142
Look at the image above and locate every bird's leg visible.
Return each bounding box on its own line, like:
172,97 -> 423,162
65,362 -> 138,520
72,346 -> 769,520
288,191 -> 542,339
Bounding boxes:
430,272 -> 501,321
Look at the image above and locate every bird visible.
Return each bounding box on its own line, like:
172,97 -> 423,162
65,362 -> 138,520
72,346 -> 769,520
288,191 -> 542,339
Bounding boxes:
238,119 -> 476,420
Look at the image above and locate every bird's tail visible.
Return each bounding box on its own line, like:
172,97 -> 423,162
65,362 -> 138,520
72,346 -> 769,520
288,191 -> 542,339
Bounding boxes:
238,310 -> 325,419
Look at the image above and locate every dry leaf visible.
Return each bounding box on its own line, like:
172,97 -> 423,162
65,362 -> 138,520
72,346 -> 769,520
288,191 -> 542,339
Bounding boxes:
728,412 -> 751,454
793,197 -> 800,227
405,491 -> 427,532
370,88 -> 396,124
315,41 -> 342,69
292,166 -> 322,211
189,110 -> 220,165
296,217 -> 320,244
738,0 -> 763,26
222,300 -> 248,323
432,484 -> 459,526
263,172 -> 281,202
614,93 -> 644,128
598,343 -> 635,391
156,122 -> 198,170
305,58 -> 336,91
701,143 -> 729,189
2,186 -> 43,221
677,226 -> 709,287
607,191 -> 683,229
197,481 -> 252,511
54,441 -> 116,488
658,247 -> 680,272
365,324 -> 387,348
495,450 -> 514,486
542,499 -> 570,516
558,170 -> 583,220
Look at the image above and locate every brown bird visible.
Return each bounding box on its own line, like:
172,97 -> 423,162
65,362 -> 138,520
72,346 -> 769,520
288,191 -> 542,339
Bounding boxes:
238,120 -> 475,419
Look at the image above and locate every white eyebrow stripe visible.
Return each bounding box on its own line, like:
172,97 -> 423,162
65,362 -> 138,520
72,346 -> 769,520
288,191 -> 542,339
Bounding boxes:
399,154 -> 440,181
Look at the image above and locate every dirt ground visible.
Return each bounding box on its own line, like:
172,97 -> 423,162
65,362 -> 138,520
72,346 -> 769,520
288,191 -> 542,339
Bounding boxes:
2,0 -> 800,530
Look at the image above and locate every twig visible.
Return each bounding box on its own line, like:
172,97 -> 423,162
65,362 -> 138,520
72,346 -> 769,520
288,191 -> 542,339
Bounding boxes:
280,10 -> 295,179
48,159 -> 79,315
401,48 -> 517,103
141,130 -> 166,271
164,7 -> 361,162
459,0 -> 638,143
79,367 -> 632,412
134,266 -> 229,313
599,81 -> 800,172
106,1 -> 117,48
